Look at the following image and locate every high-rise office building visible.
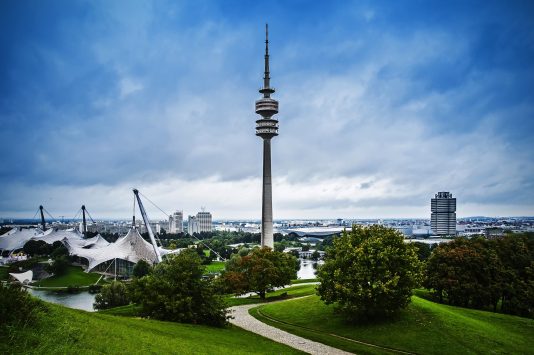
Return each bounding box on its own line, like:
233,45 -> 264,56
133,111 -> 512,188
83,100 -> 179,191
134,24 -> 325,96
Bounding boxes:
255,24 -> 278,249
187,210 -> 212,235
431,192 -> 457,236
168,211 -> 183,234
196,211 -> 212,232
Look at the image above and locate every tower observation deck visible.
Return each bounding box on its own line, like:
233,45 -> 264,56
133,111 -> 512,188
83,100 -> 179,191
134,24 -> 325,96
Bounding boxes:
256,24 -> 278,249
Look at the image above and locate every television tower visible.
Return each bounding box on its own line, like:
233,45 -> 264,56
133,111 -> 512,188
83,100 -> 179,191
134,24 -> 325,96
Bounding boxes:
255,24 -> 279,249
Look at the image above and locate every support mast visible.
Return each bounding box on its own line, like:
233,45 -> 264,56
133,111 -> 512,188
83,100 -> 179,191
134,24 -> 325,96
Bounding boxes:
39,205 -> 46,231
81,205 -> 87,237
133,189 -> 162,263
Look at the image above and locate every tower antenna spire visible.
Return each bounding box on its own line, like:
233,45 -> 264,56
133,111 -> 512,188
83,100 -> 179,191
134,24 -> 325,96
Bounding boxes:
263,23 -> 271,96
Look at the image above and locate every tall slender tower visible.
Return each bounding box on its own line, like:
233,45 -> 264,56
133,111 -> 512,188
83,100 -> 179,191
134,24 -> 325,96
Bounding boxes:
256,24 -> 278,249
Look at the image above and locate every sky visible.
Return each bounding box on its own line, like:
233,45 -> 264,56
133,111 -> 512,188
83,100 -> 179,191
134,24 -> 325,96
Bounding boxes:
1,0 -> 533,220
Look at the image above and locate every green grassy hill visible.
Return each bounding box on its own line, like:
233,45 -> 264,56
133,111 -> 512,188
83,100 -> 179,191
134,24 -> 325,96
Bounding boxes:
251,295 -> 534,355
1,301 -> 303,355
33,265 -> 101,287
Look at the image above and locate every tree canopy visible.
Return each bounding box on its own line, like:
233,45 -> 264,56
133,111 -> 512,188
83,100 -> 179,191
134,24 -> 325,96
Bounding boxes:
317,225 -> 422,320
222,247 -> 299,299
130,249 -> 228,326
424,233 -> 534,317
93,281 -> 129,310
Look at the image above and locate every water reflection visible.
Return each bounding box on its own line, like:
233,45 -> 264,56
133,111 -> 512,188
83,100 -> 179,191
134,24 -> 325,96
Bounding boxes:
27,288 -> 96,312
297,259 -> 323,279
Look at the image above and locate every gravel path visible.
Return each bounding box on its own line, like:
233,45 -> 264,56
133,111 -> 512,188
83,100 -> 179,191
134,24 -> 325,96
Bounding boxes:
229,302 -> 353,355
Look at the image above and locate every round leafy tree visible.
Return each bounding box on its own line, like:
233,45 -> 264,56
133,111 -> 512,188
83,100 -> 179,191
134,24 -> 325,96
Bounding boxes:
130,249 -> 228,326
223,247 -> 299,299
317,225 -> 421,320
93,281 -> 129,310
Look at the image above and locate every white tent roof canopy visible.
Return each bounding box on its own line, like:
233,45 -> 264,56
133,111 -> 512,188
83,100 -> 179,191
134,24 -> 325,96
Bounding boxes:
9,270 -> 33,284
0,228 -> 44,251
66,228 -> 176,272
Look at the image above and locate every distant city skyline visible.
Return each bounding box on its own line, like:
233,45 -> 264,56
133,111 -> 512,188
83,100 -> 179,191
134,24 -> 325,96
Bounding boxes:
1,1 -> 533,219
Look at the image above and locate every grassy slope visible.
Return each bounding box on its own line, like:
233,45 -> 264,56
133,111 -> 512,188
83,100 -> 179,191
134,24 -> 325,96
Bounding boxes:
205,261 -> 225,273
225,284 -> 317,307
2,301 -> 304,355
101,285 -> 318,315
290,278 -> 318,284
33,266 -> 101,287
252,295 -> 534,355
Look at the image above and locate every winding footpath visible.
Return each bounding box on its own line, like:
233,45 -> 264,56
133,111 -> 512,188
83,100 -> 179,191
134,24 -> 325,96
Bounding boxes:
229,302 -> 353,355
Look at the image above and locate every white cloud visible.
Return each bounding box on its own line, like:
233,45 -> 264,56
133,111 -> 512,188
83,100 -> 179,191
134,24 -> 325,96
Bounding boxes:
119,77 -> 143,98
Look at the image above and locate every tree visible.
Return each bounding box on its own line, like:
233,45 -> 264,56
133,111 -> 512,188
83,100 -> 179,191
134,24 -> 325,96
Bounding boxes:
132,259 -> 151,278
46,256 -> 69,276
130,249 -> 228,326
23,240 -> 51,257
311,250 -> 321,261
222,247 -> 299,299
411,241 -> 432,261
273,242 -> 285,252
93,281 -> 130,310
317,225 -> 422,320
424,237 -> 503,310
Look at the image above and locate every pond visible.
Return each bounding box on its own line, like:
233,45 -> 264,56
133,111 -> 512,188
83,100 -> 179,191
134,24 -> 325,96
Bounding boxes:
297,259 -> 323,279
24,259 -> 322,311
27,288 -> 96,312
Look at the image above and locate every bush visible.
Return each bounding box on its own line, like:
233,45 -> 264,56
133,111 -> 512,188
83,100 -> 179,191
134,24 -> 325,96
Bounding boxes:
130,250 -> 228,326
317,225 -> 422,321
0,283 -> 43,332
93,281 -> 130,310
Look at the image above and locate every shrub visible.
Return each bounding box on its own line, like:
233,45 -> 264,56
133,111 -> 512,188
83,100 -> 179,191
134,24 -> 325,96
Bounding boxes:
130,250 -> 228,326
93,281 -> 130,310
317,225 -> 422,321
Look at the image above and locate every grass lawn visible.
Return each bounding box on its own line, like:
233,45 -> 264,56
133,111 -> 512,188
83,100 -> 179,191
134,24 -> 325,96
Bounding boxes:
290,278 -> 318,284
225,284 -> 317,307
1,301 -> 304,355
251,295 -> 534,355
33,266 -> 101,287
204,261 -> 225,273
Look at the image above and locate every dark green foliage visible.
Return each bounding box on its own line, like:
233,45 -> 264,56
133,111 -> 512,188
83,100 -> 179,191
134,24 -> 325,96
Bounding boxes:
274,243 -> 285,252
94,281 -> 130,310
50,242 -> 69,259
222,247 -> 299,299
425,233 -> 534,317
23,240 -> 52,257
0,283 -> 43,332
311,250 -> 321,260
7,258 -> 40,273
411,241 -> 433,261
317,225 -> 422,320
46,255 -> 69,276
132,259 -> 151,278
130,250 -> 229,326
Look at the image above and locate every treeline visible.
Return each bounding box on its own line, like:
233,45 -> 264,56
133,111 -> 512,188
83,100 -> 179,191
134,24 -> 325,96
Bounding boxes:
424,233 -> 534,318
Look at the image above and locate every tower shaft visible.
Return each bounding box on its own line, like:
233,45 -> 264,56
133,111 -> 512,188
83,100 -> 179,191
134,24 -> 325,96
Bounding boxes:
261,139 -> 274,247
